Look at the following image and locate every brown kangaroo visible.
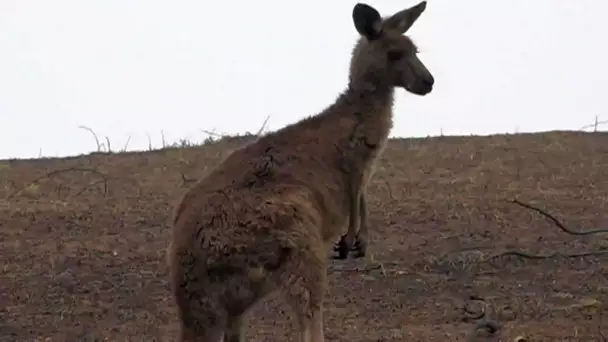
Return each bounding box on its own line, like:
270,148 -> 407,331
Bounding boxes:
167,2 -> 434,341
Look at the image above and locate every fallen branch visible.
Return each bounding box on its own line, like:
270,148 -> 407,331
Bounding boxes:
440,247 -> 608,266
71,179 -> 110,197
7,167 -> 109,199
434,245 -> 608,273
439,199 -> 608,265
6,167 -> 142,199
510,199 -> 608,235
486,249 -> 608,262
201,116 -> 271,142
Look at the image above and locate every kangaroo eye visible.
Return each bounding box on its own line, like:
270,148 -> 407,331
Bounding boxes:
387,50 -> 403,61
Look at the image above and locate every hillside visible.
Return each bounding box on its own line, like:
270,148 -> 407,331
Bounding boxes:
1,131 -> 607,341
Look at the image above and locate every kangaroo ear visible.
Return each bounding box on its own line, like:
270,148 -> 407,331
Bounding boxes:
352,3 -> 383,40
383,1 -> 427,34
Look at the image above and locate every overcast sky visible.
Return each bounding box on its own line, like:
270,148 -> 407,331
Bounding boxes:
1,0 -> 606,159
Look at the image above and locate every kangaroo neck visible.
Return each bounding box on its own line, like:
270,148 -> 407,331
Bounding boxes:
344,81 -> 395,119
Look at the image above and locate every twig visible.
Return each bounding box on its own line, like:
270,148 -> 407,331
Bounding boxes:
510,199 -> 608,235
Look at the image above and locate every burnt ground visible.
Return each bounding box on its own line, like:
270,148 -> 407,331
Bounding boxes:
1,131 -> 607,341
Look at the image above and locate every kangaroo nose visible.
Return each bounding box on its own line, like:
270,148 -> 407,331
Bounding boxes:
423,75 -> 434,87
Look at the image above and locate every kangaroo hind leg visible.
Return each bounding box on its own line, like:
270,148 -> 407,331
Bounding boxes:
277,250 -> 327,342
224,314 -> 245,342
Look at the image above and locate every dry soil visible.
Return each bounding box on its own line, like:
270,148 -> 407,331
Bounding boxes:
1,131 -> 607,341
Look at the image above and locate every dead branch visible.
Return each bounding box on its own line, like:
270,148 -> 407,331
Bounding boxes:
105,136 -> 112,152
463,296 -> 500,342
7,167 -> 109,199
579,117 -> 608,131
254,116 -> 271,136
510,199 -> 608,235
146,133 -> 153,151
486,249 -> 608,262
78,126 -> 102,152
200,128 -> 222,138
122,135 -> 131,152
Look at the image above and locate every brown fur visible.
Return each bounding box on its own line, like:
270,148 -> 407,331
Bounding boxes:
168,2 -> 434,341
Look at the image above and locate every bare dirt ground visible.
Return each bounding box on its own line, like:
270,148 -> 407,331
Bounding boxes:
1,131 -> 607,341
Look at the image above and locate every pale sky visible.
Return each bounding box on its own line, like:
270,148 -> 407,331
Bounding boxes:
1,0 -> 606,159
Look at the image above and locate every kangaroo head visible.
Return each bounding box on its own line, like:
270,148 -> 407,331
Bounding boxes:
349,1 -> 434,96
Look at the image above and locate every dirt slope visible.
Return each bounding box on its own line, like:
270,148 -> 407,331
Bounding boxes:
1,131 -> 607,341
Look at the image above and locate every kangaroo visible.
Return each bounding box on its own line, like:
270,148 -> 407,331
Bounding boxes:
167,2 -> 434,341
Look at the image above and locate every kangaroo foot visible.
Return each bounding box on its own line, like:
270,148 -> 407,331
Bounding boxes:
333,235 -> 351,260
352,235 -> 367,258
333,233 -> 367,259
